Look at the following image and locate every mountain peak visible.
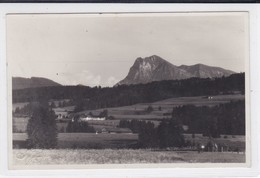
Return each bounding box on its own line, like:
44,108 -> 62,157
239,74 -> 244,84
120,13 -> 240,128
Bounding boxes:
116,55 -> 235,86
135,55 -> 165,63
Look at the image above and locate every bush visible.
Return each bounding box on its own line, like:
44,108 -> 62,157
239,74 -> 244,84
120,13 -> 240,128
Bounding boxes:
107,116 -> 115,120
99,109 -> 108,118
66,116 -> 95,133
120,119 -> 185,149
26,101 -> 58,149
146,106 -> 154,113
157,120 -> 185,148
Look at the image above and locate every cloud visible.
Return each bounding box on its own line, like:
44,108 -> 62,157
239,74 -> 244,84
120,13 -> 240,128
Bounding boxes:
82,70 -> 101,87
105,76 -> 119,87
56,70 -> 101,87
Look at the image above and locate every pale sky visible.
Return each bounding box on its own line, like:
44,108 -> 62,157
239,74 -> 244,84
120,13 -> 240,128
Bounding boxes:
7,13 -> 248,87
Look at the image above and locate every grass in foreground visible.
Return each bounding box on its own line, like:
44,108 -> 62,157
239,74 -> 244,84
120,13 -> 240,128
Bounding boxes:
13,149 -> 245,165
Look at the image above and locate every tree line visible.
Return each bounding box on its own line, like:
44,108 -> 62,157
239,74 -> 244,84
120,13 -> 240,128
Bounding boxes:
66,119 -> 95,133
119,119 -> 185,148
118,100 -> 245,148
172,100 -> 245,136
13,73 -> 245,112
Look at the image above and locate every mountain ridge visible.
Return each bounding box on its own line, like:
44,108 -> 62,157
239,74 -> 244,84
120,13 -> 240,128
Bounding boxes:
116,55 -> 235,86
12,77 -> 61,90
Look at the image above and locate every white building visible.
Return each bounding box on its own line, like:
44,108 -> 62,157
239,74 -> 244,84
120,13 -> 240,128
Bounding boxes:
79,116 -> 106,122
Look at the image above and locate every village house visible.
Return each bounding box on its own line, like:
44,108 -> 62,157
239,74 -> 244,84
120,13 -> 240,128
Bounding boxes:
70,113 -> 106,122
79,116 -> 106,121
53,106 -> 75,120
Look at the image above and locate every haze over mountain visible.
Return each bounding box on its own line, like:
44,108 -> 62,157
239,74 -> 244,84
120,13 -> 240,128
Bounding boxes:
12,77 -> 61,90
12,55 -> 235,89
116,55 -> 235,86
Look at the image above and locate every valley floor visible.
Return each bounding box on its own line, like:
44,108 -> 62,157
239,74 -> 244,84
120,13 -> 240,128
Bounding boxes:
12,149 -> 245,165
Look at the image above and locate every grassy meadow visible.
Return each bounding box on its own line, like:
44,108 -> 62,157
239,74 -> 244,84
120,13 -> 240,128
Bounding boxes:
13,133 -> 138,149
13,149 -> 245,165
13,94 -> 245,133
85,94 -> 245,119
183,134 -> 245,152
13,132 -> 245,151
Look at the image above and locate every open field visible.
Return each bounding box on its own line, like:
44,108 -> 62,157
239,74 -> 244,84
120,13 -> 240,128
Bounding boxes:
79,94 -> 245,120
184,134 -> 245,152
184,134 -> 245,143
13,133 -> 138,149
13,149 -> 245,165
13,117 -> 29,132
13,117 -> 73,133
13,133 -> 245,151
153,94 -> 244,107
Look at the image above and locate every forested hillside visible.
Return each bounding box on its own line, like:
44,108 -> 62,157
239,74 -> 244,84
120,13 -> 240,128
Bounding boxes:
13,73 -> 245,111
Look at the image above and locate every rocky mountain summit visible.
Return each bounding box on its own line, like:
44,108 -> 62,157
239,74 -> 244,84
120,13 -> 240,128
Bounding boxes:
116,55 -> 235,86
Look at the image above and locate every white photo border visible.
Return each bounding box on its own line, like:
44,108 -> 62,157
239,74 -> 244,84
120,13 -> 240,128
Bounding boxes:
0,3 -> 260,178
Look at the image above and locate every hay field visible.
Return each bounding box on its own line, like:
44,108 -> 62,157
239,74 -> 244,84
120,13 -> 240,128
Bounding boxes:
13,133 -> 245,151
184,134 -> 245,152
13,133 -> 138,149
12,149 -> 245,165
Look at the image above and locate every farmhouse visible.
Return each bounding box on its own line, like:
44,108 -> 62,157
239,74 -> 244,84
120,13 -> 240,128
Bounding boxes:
182,125 -> 189,131
79,116 -> 106,121
70,113 -> 106,122
202,96 -> 214,100
54,107 -> 75,119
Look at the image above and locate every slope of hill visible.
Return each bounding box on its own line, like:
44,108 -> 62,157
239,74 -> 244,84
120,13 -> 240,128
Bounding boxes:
12,77 -> 61,90
116,55 -> 235,86
179,64 -> 235,78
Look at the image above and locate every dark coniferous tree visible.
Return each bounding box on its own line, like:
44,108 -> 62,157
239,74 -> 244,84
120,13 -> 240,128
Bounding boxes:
26,100 -> 58,149
138,121 -> 158,148
157,120 -> 185,148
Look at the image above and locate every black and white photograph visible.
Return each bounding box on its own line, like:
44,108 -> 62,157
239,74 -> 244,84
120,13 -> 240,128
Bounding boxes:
7,12 -> 249,168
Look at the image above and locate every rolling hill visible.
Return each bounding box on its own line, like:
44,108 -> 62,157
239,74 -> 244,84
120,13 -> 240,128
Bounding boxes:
12,77 -> 61,90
